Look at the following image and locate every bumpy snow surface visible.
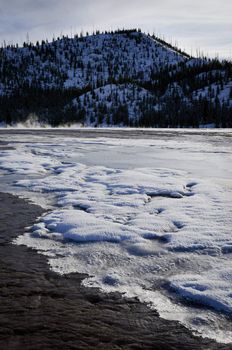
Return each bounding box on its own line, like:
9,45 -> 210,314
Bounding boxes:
0,129 -> 232,343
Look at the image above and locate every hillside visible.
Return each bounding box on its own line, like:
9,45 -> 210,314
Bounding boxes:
0,29 -> 231,127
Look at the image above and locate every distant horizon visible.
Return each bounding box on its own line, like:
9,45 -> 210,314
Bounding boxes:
1,28 -> 231,61
0,0 -> 231,60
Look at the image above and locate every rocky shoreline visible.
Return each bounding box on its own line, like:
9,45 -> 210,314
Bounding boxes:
0,192 -> 231,350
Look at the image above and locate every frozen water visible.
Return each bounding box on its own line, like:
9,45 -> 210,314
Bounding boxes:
170,268 -> 232,314
0,129 -> 232,343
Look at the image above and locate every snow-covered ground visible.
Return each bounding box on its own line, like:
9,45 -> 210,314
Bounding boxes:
0,129 -> 232,343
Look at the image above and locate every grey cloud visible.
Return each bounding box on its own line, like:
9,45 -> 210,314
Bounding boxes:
0,0 -> 231,58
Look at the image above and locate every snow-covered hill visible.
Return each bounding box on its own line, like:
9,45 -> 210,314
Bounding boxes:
0,29 -> 231,127
69,83 -> 154,126
0,30 -> 186,94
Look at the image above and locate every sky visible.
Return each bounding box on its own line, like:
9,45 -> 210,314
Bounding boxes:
0,0 -> 231,59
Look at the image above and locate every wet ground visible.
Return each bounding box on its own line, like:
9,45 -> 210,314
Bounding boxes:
0,192 -> 231,350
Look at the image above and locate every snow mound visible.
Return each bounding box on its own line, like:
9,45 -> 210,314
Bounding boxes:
33,209 -> 137,243
170,269 -> 232,314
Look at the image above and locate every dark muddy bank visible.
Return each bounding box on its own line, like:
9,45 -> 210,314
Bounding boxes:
0,192 -> 231,350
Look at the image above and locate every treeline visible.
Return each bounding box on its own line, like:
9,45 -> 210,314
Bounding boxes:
0,88 -> 89,126
88,98 -> 232,128
0,84 -> 231,127
138,98 -> 232,128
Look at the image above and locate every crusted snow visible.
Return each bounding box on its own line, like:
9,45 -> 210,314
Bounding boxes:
0,130 -> 232,343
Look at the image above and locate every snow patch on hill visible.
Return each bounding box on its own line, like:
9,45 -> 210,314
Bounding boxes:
70,84 -> 153,125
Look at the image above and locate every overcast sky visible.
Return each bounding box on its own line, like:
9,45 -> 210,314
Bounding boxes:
0,0 -> 231,58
